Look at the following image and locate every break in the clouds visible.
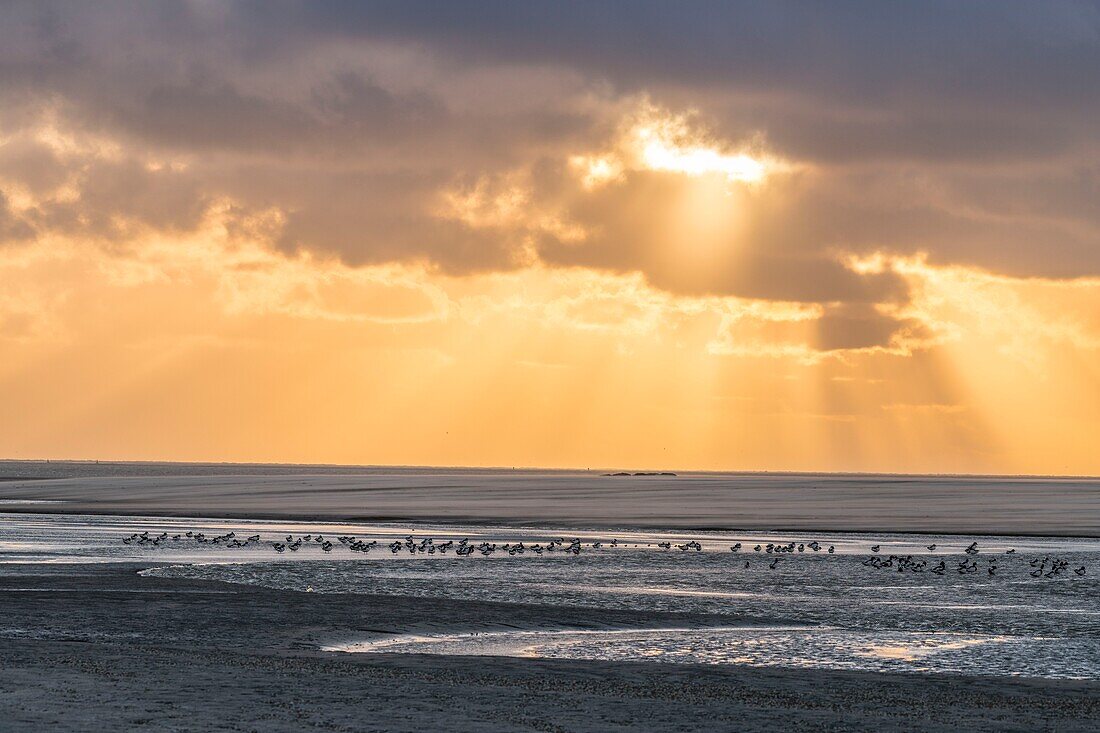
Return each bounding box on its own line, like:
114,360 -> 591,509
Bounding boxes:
3,0 -> 1100,352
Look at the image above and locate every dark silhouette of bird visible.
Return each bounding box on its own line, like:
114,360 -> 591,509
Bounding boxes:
871,545 -> 880,553
926,544 -> 937,551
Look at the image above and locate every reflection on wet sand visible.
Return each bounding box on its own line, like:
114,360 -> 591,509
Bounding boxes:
3,512 -> 1098,680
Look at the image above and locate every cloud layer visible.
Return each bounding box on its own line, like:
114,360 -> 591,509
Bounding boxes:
4,2 -> 1099,289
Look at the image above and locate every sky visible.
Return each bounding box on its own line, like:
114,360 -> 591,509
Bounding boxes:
1,1 -> 1099,474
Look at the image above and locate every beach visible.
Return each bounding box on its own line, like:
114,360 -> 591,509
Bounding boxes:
2,462 -> 1100,731
3,562 -> 1099,732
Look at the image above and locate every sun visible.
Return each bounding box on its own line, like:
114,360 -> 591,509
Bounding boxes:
636,125 -> 768,183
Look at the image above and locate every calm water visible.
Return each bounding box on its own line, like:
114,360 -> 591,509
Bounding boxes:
2,512 -> 1098,678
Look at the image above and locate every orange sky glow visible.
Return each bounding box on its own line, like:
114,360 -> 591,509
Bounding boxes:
2,5 -> 1099,474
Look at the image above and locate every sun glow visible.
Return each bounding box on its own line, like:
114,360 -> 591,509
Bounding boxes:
637,127 -> 767,182
568,105 -> 778,189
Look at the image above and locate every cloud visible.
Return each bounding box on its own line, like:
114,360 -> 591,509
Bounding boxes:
0,192 -> 35,242
2,0 -> 1099,341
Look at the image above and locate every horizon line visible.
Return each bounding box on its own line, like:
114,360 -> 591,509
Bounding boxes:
2,456 -> 1098,482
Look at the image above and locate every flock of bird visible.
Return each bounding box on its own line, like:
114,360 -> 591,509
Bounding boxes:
118,529 -> 1088,577
122,530 -> 261,548
270,535 -> 588,556
860,541 -> 1087,577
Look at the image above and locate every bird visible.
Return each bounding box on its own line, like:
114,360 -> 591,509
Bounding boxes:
926,544 -> 937,551
828,545 -> 835,554
965,542 -> 979,555
871,545 -> 880,553
730,543 -> 742,552
1005,549 -> 1016,554
1075,566 -> 1087,576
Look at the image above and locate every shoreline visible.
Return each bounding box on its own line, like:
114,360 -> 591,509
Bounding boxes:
3,505 -> 1100,539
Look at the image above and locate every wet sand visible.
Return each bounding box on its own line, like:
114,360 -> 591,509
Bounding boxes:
2,562 -> 1099,732
2,463 -> 1100,535
3,464 -> 1099,730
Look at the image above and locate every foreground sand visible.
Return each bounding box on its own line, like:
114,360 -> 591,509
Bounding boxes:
1,562 -> 1098,732
3,463 -> 1100,535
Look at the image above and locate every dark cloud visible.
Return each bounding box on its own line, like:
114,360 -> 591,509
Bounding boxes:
813,304 -> 929,352
269,169 -> 521,271
26,159 -> 209,240
101,74 -> 448,157
0,137 -> 69,195
0,192 -> 35,244
264,1 -> 1100,116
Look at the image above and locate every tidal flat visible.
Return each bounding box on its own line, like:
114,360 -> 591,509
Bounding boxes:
1,463 -> 1099,731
